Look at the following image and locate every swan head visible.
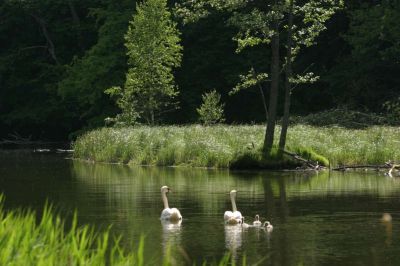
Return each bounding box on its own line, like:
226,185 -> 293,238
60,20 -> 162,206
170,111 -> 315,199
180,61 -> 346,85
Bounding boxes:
161,186 -> 171,194
263,221 -> 272,227
230,190 -> 237,196
255,214 -> 260,221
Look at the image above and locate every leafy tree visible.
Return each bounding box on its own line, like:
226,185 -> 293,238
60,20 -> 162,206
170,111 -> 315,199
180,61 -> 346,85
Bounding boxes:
107,0 -> 182,125
197,90 -> 225,125
176,0 -> 342,153
278,0 -> 342,154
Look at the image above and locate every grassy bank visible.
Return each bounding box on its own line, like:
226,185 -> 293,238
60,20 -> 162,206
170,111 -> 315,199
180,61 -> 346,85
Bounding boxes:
73,125 -> 400,168
0,196 -> 236,265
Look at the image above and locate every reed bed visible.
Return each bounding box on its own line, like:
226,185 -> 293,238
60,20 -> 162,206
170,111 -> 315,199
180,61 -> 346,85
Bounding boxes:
0,205 -> 130,265
0,197 -> 139,265
73,125 -> 400,168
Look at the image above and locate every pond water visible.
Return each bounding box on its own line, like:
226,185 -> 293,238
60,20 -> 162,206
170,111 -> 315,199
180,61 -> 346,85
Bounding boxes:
1,150 -> 400,265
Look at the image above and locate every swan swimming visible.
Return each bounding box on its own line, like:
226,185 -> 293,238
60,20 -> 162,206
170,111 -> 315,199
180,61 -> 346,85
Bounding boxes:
253,214 -> 262,226
224,190 -> 242,224
240,217 -> 251,229
263,221 -> 273,232
160,186 -> 182,222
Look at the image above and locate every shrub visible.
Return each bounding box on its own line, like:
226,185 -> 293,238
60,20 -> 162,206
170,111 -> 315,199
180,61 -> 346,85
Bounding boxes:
197,90 -> 225,125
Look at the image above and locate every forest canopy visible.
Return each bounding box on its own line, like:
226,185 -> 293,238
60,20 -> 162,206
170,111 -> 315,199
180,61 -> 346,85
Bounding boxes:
0,0 -> 399,140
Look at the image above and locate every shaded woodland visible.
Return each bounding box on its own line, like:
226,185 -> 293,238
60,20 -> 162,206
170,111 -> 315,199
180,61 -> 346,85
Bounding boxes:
1,0 -> 399,140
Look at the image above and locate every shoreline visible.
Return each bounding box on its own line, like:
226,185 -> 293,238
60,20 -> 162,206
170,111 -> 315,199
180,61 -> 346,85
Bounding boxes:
72,124 -> 399,171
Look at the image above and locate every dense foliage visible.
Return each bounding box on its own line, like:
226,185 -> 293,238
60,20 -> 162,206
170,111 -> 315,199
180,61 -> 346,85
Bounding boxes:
106,0 -> 182,125
1,0 -> 399,140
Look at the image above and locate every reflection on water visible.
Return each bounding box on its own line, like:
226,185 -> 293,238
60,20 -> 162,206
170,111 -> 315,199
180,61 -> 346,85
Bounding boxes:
161,220 -> 182,261
381,213 -> 392,247
161,220 -> 182,243
1,151 -> 400,265
224,224 -> 243,260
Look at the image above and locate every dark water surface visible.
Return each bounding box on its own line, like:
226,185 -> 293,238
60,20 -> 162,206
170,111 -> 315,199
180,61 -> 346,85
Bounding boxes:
1,150 -> 400,265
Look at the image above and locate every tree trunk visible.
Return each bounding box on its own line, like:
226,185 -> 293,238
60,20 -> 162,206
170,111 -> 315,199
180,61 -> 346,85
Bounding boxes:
278,0 -> 294,155
263,17 -> 280,153
258,84 -> 269,121
251,66 -> 269,121
31,13 -> 59,64
68,0 -> 83,51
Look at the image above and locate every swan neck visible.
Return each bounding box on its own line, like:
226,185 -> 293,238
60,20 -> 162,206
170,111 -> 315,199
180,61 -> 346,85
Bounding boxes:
162,191 -> 169,209
230,193 -> 237,212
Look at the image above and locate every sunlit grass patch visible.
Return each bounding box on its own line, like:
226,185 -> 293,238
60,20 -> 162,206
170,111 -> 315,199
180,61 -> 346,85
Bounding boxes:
0,197 -> 135,265
73,125 -> 400,168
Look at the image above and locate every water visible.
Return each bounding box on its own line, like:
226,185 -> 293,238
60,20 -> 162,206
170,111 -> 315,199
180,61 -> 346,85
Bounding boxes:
1,150 -> 400,265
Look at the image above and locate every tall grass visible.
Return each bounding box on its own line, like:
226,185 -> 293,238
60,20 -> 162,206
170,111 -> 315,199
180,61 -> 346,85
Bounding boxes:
287,125 -> 400,166
0,197 -> 135,265
0,196 -> 240,266
73,125 -> 400,168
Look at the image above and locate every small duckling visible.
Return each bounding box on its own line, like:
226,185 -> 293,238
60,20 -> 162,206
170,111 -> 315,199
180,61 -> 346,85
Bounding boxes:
240,217 -> 251,228
263,221 -> 273,232
253,214 -> 262,227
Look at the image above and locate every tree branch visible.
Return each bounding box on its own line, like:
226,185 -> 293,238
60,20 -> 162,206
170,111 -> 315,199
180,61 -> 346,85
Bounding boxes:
30,13 -> 59,64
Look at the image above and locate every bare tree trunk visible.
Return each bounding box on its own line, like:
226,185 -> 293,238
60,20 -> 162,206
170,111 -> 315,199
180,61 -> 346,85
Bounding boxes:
263,16 -> 280,153
68,0 -> 81,28
258,84 -> 269,121
250,66 -> 269,121
31,14 -> 59,64
278,0 -> 294,155
68,0 -> 83,51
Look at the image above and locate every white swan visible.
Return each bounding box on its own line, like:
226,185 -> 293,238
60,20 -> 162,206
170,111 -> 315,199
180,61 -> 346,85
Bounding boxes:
253,214 -> 262,226
263,221 -> 273,232
160,186 -> 182,222
240,217 -> 251,229
224,190 -> 242,224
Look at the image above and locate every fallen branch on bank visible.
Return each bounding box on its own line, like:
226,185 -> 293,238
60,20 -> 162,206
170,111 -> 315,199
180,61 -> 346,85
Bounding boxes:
332,162 -> 400,173
388,164 -> 400,177
283,150 -> 323,170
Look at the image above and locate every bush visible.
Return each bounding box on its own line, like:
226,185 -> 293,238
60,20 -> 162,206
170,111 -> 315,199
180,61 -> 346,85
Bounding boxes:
197,90 -> 225,125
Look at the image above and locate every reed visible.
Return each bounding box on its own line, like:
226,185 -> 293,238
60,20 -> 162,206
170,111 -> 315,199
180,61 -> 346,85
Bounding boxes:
73,125 -> 400,168
0,197 -> 134,265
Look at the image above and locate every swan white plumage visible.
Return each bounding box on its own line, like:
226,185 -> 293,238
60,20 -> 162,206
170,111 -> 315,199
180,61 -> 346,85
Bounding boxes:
253,214 -> 262,226
263,221 -> 273,232
240,217 -> 251,229
224,190 -> 242,224
160,186 -> 182,222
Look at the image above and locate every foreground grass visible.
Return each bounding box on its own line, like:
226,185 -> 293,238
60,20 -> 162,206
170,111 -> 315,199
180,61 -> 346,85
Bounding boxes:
0,197 -> 139,265
0,196 -> 237,266
73,125 -> 400,168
